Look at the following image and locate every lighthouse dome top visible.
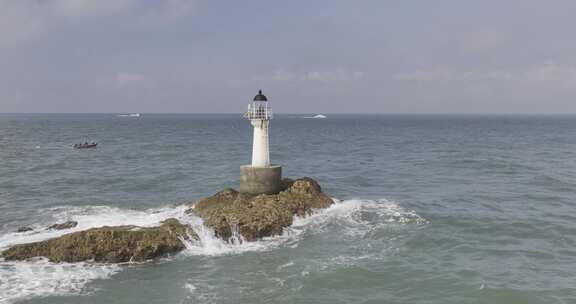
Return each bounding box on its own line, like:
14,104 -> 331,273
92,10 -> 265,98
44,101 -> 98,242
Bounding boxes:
253,90 -> 268,101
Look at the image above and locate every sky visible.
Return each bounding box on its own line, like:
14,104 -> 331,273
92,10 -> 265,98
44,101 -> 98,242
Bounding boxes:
1,0 -> 576,113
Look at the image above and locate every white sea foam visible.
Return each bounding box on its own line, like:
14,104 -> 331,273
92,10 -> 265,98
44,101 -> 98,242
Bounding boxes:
180,198 -> 427,256
328,198 -> 429,237
0,198 -> 427,303
0,258 -> 121,304
183,280 -> 219,303
178,198 -> 366,256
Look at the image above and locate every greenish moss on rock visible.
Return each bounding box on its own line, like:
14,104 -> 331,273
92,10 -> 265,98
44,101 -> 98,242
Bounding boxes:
2,219 -> 197,263
187,177 -> 333,242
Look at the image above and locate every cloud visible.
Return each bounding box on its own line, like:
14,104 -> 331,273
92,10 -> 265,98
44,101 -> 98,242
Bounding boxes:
49,0 -> 138,17
460,29 -> 505,53
521,62 -> 576,87
394,63 -> 576,89
153,0 -> 196,19
393,67 -> 513,83
0,0 -> 197,48
394,68 -> 459,82
0,1 -> 44,47
115,72 -> 147,88
254,68 -> 364,83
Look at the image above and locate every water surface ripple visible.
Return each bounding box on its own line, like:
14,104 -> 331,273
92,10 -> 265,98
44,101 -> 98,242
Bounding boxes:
0,114 -> 575,303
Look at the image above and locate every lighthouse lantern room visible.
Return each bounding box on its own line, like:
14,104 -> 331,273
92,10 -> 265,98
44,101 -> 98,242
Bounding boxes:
240,90 -> 282,195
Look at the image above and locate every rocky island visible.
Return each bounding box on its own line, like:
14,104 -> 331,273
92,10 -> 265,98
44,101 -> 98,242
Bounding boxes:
2,177 -> 333,263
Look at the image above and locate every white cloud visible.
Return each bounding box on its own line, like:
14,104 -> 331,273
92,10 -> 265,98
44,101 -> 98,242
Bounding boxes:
254,68 -> 364,83
0,1 -> 44,47
0,0 -> 197,48
156,0 -> 196,19
522,62 -> 576,87
49,0 -> 138,17
394,68 -> 459,82
394,63 -> 576,89
460,29 -> 505,53
115,72 -> 147,87
302,69 -> 364,82
266,68 -> 295,81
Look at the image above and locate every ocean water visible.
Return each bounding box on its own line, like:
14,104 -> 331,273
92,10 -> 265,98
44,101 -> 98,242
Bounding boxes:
0,114 -> 575,304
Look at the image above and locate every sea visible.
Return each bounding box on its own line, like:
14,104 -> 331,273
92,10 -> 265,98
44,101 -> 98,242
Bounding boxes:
0,114 -> 575,304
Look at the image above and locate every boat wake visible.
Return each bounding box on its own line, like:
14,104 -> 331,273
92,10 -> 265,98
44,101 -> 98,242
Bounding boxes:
117,113 -> 141,118
0,198 -> 427,303
302,114 -> 327,119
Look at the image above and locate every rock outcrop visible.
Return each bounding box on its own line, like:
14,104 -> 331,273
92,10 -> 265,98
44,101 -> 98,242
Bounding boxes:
2,219 -> 197,263
187,177 -> 333,242
2,177 -> 332,263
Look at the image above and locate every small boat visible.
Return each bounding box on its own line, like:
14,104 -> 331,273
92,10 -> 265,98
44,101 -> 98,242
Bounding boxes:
74,142 -> 98,149
74,137 -> 98,149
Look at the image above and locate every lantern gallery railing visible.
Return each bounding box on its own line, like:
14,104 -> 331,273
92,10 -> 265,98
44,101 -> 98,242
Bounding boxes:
244,102 -> 273,120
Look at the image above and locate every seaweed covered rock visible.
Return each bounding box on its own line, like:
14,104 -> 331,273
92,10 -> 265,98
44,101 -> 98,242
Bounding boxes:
2,219 -> 197,263
276,177 -> 334,215
187,177 -> 333,242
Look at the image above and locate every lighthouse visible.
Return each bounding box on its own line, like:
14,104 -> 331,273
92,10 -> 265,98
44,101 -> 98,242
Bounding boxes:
240,90 -> 282,195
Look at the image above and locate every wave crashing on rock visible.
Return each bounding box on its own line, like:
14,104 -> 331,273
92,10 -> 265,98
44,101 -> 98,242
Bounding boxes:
1,177 -> 333,263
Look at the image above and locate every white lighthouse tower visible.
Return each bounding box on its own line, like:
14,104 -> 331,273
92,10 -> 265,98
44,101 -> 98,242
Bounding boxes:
240,90 -> 282,195
245,90 -> 272,167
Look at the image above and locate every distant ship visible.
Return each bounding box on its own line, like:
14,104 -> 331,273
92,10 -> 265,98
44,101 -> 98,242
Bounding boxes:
117,113 -> 141,118
303,114 -> 327,119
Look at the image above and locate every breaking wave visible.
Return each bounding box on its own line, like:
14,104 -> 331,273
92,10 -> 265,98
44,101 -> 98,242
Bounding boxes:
0,198 -> 427,303
0,258 -> 121,304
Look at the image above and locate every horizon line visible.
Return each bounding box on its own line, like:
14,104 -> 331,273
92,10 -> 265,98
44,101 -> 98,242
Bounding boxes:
3,112 -> 576,115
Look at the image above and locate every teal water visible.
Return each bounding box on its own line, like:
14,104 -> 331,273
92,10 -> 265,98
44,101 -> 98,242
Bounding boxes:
1,114 -> 575,303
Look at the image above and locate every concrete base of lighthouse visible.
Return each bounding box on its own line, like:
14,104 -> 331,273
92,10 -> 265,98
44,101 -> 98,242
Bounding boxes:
240,165 -> 282,195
